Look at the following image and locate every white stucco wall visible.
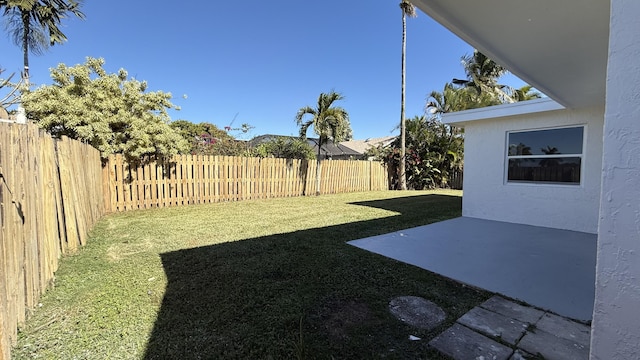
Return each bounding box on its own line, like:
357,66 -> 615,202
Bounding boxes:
461,106 -> 603,233
590,0 -> 640,358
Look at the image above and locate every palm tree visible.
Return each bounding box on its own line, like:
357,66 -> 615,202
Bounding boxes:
511,85 -> 542,102
296,91 -> 351,195
399,0 -> 416,191
452,49 -> 514,103
2,0 -> 85,85
426,83 -> 501,116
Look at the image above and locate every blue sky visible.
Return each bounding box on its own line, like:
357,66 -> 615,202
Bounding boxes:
1,0 -> 525,140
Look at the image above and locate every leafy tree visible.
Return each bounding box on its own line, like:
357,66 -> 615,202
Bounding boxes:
1,0 -> 85,84
399,0 -> 417,191
368,115 -> 463,189
23,57 -> 189,160
252,136 -> 315,160
296,91 -> 351,195
170,120 -> 250,156
0,67 -> 21,114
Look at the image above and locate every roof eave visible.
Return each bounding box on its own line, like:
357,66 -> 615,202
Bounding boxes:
441,98 -> 565,126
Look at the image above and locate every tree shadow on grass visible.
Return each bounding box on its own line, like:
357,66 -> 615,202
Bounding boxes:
143,194 -> 487,359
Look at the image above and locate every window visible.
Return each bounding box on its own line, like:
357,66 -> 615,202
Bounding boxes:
506,126 -> 584,184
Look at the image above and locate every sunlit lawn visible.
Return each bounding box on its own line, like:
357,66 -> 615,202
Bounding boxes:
12,190 -> 489,359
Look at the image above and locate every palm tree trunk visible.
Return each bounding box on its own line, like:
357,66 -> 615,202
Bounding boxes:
315,138 -> 322,195
21,9 -> 30,86
399,11 -> 408,190
17,9 -> 30,124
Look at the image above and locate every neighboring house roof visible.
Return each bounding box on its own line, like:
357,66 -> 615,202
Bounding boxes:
339,136 -> 397,154
248,134 -> 363,159
413,0 -> 610,109
307,138 -> 362,159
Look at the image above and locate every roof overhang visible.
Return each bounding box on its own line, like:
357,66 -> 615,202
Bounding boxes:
413,0 -> 610,109
442,97 -> 565,126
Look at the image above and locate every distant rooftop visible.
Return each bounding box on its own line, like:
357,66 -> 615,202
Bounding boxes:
340,136 -> 397,154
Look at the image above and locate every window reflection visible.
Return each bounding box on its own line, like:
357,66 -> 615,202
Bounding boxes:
508,127 -> 583,156
506,127 -> 583,185
508,157 -> 581,184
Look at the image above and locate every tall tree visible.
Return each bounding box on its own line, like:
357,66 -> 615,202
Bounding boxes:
399,0 -> 416,191
296,91 -> 351,195
2,0 -> 85,84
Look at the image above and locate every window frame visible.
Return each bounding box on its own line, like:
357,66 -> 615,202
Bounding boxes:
504,125 -> 586,186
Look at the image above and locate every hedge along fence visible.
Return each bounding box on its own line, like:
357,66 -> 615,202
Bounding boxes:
103,155 -> 389,212
0,123 -> 104,360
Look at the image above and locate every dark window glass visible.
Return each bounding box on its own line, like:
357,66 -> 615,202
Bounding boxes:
508,157 -> 581,184
508,127 -> 584,156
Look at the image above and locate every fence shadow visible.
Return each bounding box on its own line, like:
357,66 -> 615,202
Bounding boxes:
143,194 -> 469,359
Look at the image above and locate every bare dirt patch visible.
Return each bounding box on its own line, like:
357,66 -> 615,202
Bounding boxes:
314,299 -> 377,341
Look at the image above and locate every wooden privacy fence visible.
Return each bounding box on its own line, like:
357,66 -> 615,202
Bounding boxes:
103,155 -> 389,211
448,169 -> 463,190
0,123 -> 104,360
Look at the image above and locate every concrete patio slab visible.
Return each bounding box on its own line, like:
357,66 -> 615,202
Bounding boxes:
348,216 -> 597,321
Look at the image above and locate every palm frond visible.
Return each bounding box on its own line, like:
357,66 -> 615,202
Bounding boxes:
295,106 -> 316,125
295,91 -> 350,145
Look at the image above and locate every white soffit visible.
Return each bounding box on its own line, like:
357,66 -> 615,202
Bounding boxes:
442,98 -> 565,125
413,0 -> 610,109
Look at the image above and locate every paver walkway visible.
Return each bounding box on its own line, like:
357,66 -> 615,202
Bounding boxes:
429,295 -> 591,360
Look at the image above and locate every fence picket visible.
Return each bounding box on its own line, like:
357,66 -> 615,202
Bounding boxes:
101,155 -> 388,210
0,123 -> 105,360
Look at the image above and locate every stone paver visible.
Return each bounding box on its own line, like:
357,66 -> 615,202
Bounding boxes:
536,312 -> 591,346
509,349 -> 534,360
428,296 -> 590,360
428,323 -> 513,360
388,295 -> 590,359
388,296 -> 445,330
518,327 -> 589,360
458,306 -> 528,345
480,296 -> 545,324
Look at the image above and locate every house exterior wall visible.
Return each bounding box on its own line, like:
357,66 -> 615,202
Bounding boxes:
461,106 -> 604,233
591,0 -> 640,358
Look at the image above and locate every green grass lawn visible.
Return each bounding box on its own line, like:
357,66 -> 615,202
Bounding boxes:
12,190 -> 490,359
